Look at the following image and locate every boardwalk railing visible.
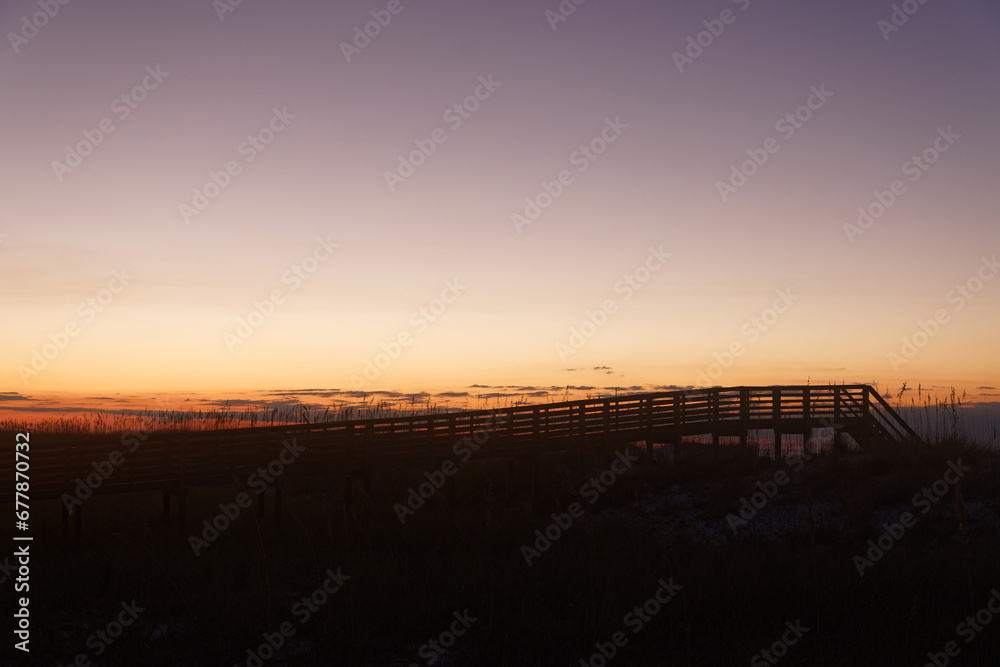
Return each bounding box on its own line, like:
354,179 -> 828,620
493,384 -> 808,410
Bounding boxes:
1,385 -> 922,507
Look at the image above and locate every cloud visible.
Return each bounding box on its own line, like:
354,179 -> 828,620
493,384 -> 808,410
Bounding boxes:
652,384 -> 694,392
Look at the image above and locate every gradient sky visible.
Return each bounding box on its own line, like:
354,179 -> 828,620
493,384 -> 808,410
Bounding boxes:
2,0 -> 999,415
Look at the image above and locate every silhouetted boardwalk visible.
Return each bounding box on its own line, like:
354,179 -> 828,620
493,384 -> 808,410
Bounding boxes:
2,385 -> 922,533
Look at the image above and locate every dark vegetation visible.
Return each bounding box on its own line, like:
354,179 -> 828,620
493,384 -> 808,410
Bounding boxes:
4,397 -> 1000,666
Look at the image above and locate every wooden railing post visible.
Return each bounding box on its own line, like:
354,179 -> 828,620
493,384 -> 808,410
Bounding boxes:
772,388 -> 782,460
802,388 -> 812,454
739,387 -> 749,448
833,387 -> 844,452
711,389 -> 720,446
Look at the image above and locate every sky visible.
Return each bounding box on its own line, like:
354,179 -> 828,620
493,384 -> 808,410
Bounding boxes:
2,0 -> 999,418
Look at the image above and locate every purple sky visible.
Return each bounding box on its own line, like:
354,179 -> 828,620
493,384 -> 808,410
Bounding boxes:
2,0 -> 999,412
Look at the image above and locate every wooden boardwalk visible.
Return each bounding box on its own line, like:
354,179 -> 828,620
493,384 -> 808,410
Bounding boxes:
2,385 -> 922,530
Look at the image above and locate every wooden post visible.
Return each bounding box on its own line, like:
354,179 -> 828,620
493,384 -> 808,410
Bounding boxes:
739,387 -> 750,448
833,387 -> 845,452
603,400 -> 611,448
533,407 -> 541,447
802,389 -> 812,454
711,388 -> 720,446
772,388 -> 782,460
